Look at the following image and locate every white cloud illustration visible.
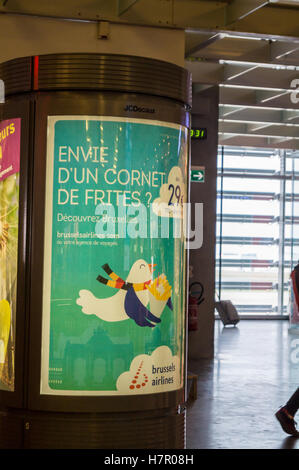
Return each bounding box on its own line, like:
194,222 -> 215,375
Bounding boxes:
152,166 -> 185,218
116,346 -> 182,395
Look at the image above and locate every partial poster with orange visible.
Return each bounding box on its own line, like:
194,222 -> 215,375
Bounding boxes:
0,118 -> 21,392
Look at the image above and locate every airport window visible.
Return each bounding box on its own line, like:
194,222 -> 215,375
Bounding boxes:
216,146 -> 299,317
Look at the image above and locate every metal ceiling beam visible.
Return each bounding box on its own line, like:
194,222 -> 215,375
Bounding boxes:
270,41 -> 299,60
185,32 -> 224,57
186,27 -> 299,44
0,0 -> 297,36
283,110 -> 299,121
270,136 -> 293,145
219,86 -> 299,110
224,64 -> 259,81
218,134 -> 299,149
186,60 -> 299,90
218,133 -> 236,142
225,0 -> 270,26
246,122 -> 275,132
231,3 -> 299,37
0,0 -> 225,27
219,120 -> 299,138
245,119 -> 299,132
185,6 -> 299,42
219,105 -> 299,123
219,105 -> 248,117
186,34 -> 299,66
118,0 -> 140,16
255,89 -> 290,103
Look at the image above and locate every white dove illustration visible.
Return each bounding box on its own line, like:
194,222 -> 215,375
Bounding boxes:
76,259 -> 173,328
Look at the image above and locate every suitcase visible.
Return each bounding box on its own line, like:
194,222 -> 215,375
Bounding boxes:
215,300 -> 240,326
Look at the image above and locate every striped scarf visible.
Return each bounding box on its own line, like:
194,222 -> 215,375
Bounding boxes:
97,264 -> 151,291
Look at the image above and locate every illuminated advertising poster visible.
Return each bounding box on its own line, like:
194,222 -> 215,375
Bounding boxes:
0,118 -> 21,392
41,116 -> 188,396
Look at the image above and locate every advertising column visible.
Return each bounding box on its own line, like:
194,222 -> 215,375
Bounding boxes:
40,116 -> 188,397
0,118 -> 21,392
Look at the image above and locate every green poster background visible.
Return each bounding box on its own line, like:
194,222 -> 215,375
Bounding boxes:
41,116 -> 188,396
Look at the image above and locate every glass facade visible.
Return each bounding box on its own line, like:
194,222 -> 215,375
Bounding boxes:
216,146 -> 299,317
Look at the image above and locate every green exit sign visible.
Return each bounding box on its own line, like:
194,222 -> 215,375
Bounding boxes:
191,168 -> 205,183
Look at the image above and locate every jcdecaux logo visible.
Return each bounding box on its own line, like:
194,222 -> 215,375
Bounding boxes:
124,104 -> 155,114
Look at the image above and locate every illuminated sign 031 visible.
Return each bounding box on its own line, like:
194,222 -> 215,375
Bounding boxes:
190,128 -> 207,140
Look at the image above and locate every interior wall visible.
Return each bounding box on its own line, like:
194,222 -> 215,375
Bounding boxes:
188,85 -> 219,360
0,14 -> 185,66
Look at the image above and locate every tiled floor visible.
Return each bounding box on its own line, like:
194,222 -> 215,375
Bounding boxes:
186,320 -> 299,449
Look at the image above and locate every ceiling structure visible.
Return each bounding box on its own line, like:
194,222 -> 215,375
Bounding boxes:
184,1 -> 299,149
1,0 -> 299,148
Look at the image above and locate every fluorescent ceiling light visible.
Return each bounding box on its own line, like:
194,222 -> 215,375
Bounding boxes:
220,148 -> 275,154
221,33 -> 263,41
270,0 -> 299,3
219,119 -> 299,128
260,91 -> 290,103
220,84 -> 291,92
220,59 -> 299,72
219,132 -> 299,140
219,104 -> 299,113
185,30 -> 264,41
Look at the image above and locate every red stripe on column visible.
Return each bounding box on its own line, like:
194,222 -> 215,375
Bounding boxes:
33,56 -> 39,90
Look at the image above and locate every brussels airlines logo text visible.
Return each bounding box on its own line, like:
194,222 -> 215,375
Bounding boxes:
124,104 -> 155,114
